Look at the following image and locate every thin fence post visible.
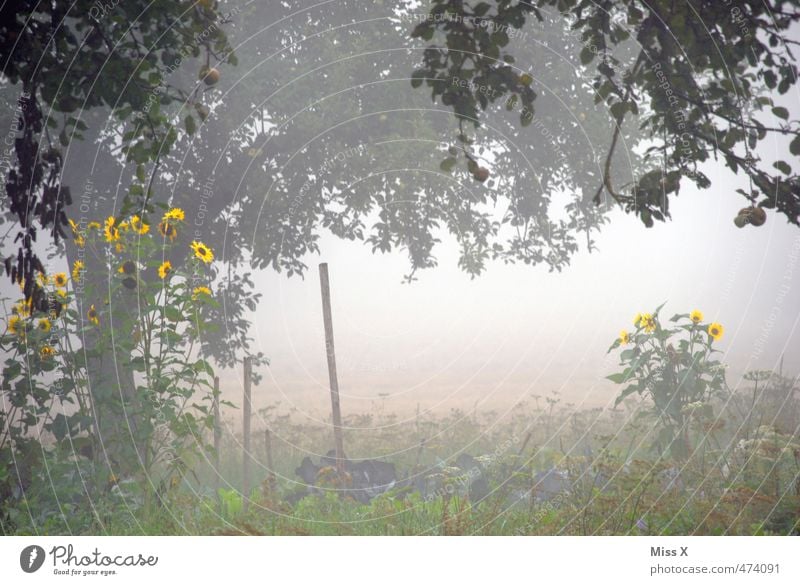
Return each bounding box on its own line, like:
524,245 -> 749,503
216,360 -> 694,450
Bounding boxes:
264,427 -> 276,490
213,376 -> 221,499
319,263 -> 345,476
242,357 -> 252,512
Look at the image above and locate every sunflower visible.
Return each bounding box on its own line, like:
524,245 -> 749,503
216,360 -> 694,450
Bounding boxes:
130,215 -> 150,235
39,345 -> 55,360
87,221 -> 101,230
68,219 -> 86,247
104,216 -> 120,243
635,312 -> 655,332
158,221 -> 178,242
158,260 -> 172,279
13,298 -> 33,318
56,289 -> 68,308
118,260 -> 136,275
163,207 -> 185,222
37,318 -> 52,333
118,220 -> 130,233
87,304 -> 99,326
190,240 -> 214,264
72,260 -> 85,282
8,315 -> 22,335
53,272 -> 68,288
690,309 -> 703,324
619,330 -> 630,345
708,322 -> 724,342
192,286 -> 212,299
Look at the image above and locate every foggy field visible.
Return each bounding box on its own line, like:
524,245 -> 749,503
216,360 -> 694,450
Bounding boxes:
7,361 -> 799,536
3,0 -> 800,540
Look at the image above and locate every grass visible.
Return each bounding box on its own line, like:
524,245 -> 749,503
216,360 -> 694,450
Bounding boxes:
4,374 -> 799,536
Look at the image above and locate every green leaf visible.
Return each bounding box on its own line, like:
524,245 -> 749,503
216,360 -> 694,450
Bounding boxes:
773,160 -> 791,175
193,359 -> 215,377
164,306 -> 182,322
184,114 -> 196,135
653,301 -> 668,316
790,135 -> 800,156
473,2 -> 491,16
439,157 -> 457,172
614,383 -> 639,406
606,372 -> 629,384
772,106 -> 789,120
50,413 -> 70,441
4,361 -> 21,380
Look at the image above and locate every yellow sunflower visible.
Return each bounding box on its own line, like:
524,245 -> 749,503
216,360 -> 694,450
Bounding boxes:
53,272 -> 68,288
130,215 -> 150,235
104,216 -> 120,243
642,315 -> 656,333
158,260 -> 172,279
619,330 -> 630,345
15,298 -> 32,318
40,345 -> 55,360
68,219 -> 86,247
8,315 -> 22,335
192,286 -> 212,299
190,240 -> 214,264
635,312 -> 655,332
72,260 -> 85,282
56,289 -> 68,308
163,207 -> 185,222
690,309 -> 703,324
708,322 -> 724,342
87,304 -> 99,326
36,272 -> 48,286
37,318 -> 52,333
87,221 -> 101,230
158,221 -> 178,242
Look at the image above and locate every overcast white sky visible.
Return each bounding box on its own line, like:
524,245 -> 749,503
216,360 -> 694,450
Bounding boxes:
241,160 -> 800,420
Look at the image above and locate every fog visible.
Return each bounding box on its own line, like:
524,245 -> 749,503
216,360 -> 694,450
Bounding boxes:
240,163 -> 800,419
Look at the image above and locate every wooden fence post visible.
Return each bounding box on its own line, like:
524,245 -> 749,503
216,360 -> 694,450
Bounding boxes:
318,263 -> 345,476
212,376 -> 221,497
242,356 -> 252,512
264,427 -> 276,489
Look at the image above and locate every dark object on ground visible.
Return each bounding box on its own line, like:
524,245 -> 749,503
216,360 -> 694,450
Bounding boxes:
532,468 -> 571,502
454,453 -> 490,503
294,450 -> 397,503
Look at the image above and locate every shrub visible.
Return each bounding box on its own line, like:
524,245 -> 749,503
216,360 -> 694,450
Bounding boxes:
607,304 -> 728,458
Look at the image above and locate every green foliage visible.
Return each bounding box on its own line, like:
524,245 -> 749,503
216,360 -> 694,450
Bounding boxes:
1,0 -> 234,306
411,0 -> 800,228
607,305 -> 728,458
217,488 -> 244,520
1,207 -> 219,528
3,370 -> 798,535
